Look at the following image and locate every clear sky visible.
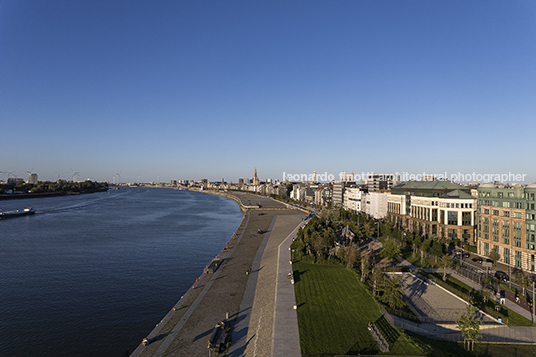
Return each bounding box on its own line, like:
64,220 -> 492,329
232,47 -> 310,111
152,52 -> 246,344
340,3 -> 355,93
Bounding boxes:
1,0 -> 535,184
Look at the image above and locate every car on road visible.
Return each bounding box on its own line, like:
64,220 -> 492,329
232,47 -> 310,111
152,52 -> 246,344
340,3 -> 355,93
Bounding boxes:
463,252 -> 470,258
472,257 -> 483,264
495,270 -> 509,282
452,249 -> 462,255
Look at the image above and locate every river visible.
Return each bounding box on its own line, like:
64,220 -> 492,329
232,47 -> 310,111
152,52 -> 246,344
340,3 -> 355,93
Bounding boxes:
0,187 -> 243,356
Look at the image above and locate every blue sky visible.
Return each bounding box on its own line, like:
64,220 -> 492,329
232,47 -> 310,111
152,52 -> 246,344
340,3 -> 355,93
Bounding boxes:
1,0 -> 535,183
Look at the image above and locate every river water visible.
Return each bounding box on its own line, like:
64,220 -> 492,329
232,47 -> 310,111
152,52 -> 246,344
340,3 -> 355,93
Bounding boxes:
0,188 -> 243,356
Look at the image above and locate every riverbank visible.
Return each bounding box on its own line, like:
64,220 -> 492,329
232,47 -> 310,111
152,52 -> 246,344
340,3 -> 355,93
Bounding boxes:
194,189 -> 291,211
130,192 -> 304,356
0,188 -> 108,201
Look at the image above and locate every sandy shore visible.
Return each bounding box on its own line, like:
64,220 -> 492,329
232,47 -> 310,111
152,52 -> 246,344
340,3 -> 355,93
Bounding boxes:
130,192 -> 305,357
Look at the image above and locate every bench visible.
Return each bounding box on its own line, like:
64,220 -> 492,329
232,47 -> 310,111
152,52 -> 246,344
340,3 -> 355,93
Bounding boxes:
208,319 -> 230,353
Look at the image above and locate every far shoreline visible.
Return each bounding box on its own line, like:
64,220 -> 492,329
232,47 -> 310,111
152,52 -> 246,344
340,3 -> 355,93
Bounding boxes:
0,188 -> 108,201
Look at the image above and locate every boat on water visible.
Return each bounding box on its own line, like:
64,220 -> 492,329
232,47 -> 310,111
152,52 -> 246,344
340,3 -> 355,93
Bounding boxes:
0,207 -> 36,219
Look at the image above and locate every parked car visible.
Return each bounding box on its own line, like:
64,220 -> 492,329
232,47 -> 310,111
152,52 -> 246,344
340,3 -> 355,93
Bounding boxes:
463,252 -> 470,258
452,249 -> 462,255
472,257 -> 483,264
495,271 -> 509,282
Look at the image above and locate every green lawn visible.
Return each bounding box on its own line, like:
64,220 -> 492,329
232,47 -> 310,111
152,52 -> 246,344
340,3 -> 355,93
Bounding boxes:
292,260 -> 473,357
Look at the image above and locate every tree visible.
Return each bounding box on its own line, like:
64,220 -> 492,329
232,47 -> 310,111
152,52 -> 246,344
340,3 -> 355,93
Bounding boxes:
345,244 -> 359,269
360,252 -> 371,283
313,233 -> 324,258
431,241 -> 443,262
515,271 -> 531,297
380,239 -> 401,261
323,227 -> 336,248
440,255 -> 452,281
456,304 -> 483,351
489,250 -> 500,267
372,266 -> 385,296
336,245 -> 346,261
380,276 -> 405,309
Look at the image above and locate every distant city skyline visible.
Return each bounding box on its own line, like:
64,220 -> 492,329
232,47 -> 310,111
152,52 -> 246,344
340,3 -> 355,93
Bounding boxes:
1,1 -> 535,183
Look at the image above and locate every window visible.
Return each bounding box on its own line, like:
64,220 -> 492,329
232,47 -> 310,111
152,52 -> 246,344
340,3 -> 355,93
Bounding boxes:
514,212 -> 522,219
503,220 -> 509,244
515,251 -> 522,268
503,211 -> 510,217
462,212 -> 472,226
493,210 -> 499,216
448,211 -> 458,225
503,201 -> 510,208
484,209 -> 489,214
492,219 -> 499,242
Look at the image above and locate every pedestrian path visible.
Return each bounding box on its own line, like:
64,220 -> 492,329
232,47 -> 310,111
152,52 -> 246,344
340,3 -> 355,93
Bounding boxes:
228,213 -> 306,357
448,270 -> 535,323
385,260 -> 536,344
397,258 -> 535,323
226,217 -> 277,357
272,218 -> 306,357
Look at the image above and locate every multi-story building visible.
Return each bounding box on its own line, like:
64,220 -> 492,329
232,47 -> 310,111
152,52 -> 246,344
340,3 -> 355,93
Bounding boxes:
343,187 -> 364,212
366,174 -> 400,192
29,173 -> 38,185
387,180 -> 477,243
363,192 -> 388,219
477,182 -> 536,272
7,177 -> 24,184
332,180 -> 356,207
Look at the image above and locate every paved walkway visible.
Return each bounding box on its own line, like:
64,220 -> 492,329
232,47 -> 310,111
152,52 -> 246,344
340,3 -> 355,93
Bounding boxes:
237,214 -> 306,357
394,273 -> 495,323
272,217 -> 306,357
388,260 -> 536,343
226,217 -> 278,357
447,270 -> 536,323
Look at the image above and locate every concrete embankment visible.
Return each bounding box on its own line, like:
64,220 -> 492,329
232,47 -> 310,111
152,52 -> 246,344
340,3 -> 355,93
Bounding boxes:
131,192 -> 305,357
194,189 -> 296,211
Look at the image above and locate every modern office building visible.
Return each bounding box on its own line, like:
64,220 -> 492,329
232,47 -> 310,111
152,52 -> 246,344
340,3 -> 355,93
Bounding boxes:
363,192 -> 388,219
343,187 -> 364,212
332,181 -> 350,207
366,173 -> 400,192
387,180 -> 477,243
477,182 -> 536,272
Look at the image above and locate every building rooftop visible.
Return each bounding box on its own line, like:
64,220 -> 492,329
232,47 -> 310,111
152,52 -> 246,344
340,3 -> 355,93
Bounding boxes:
393,180 -> 467,190
441,189 -> 476,199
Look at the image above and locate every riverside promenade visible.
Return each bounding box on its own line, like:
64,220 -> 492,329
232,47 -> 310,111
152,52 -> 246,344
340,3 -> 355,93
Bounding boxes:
130,192 -> 306,357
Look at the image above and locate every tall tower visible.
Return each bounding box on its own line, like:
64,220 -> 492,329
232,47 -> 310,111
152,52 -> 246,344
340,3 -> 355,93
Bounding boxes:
253,167 -> 259,185
313,171 -> 317,183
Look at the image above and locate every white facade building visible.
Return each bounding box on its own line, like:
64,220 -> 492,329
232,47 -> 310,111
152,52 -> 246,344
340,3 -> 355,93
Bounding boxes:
343,187 -> 363,212
364,192 -> 388,219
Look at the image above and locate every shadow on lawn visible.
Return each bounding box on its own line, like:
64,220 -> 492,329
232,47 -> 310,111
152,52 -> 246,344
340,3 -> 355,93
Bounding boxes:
292,269 -> 308,283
